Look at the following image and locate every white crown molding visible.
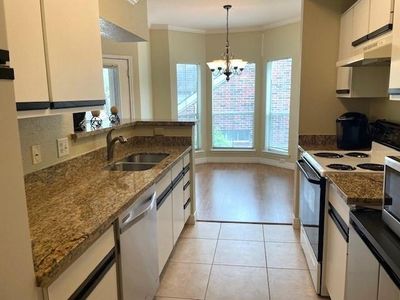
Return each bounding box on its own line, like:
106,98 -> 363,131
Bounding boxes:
261,17 -> 301,30
150,24 -> 206,34
150,17 -> 301,35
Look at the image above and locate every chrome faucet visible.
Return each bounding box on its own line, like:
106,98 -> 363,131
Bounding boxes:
106,129 -> 128,161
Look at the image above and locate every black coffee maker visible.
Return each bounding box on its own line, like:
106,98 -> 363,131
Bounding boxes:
336,112 -> 371,149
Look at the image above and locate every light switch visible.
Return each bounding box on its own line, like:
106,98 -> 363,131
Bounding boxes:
31,145 -> 42,165
57,137 -> 70,158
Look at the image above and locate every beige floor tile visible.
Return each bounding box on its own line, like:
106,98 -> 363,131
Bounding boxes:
156,262 -> 211,299
268,268 -> 323,300
181,222 -> 221,239
206,265 -> 269,300
171,238 -> 217,264
266,242 -> 307,269
219,223 -> 264,241
263,225 -> 300,243
214,240 -> 266,267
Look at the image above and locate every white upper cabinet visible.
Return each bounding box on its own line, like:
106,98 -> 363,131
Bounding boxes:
339,9 -> 354,60
352,0 -> 370,45
389,0 -> 400,99
3,0 -> 49,106
41,0 -> 105,106
369,0 -> 394,35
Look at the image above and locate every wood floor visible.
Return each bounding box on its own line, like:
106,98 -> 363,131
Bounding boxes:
195,163 -> 294,224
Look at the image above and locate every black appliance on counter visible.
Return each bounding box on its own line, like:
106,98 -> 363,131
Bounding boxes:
336,112 -> 371,149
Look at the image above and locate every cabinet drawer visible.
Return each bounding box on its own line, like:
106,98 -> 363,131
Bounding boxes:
183,153 -> 190,167
184,182 -> 191,203
184,171 -> 190,185
46,227 -> 115,300
184,198 -> 191,223
156,170 -> 172,199
328,183 -> 350,225
172,159 -> 183,180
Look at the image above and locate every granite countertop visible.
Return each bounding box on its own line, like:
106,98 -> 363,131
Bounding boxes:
327,172 -> 384,205
24,136 -> 191,287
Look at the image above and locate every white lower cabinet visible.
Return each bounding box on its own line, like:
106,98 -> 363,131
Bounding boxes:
156,155 -> 193,274
378,266 -> 400,300
157,193 -> 173,274
325,211 -> 348,300
346,225 -> 380,300
45,227 -> 117,300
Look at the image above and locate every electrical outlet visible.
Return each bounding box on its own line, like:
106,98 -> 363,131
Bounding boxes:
31,145 -> 42,165
57,137 -> 70,158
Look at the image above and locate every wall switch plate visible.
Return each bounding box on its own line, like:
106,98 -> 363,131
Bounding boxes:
57,137 -> 70,158
31,145 -> 42,165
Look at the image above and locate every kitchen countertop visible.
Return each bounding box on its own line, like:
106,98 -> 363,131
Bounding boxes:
327,172 -> 384,205
24,136 -> 191,287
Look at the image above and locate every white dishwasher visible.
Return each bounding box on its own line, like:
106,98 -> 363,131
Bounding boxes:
118,186 -> 159,300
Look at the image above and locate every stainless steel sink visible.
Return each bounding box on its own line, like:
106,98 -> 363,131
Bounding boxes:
120,153 -> 169,163
105,162 -> 156,172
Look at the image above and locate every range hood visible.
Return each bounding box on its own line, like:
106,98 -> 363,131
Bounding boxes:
336,35 -> 392,67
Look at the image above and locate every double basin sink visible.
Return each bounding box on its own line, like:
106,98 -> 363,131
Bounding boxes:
106,153 -> 169,171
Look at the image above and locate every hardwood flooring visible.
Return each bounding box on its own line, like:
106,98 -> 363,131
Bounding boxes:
195,163 -> 294,224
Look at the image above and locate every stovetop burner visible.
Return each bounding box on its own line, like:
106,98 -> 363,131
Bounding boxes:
345,152 -> 370,158
314,152 -> 344,158
357,163 -> 384,171
327,164 -> 356,171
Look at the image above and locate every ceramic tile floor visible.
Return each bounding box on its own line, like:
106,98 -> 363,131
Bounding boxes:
156,222 -> 325,300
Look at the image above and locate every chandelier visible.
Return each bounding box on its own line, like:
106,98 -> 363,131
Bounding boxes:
207,5 -> 247,81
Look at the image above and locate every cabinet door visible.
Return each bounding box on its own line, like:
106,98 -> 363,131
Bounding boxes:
369,0 -> 393,35
389,0 -> 400,100
41,0 -> 105,104
325,213 -> 348,300
346,225 -> 379,300
337,67 -> 351,96
157,193 -> 173,274
86,264 -> 118,300
3,0 -> 49,105
378,266 -> 400,300
172,179 -> 184,245
352,0 -> 370,45
339,9 -> 354,60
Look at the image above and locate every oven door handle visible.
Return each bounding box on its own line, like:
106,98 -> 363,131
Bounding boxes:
297,160 -> 321,185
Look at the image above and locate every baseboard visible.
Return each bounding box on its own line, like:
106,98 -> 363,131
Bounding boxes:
195,156 -> 295,170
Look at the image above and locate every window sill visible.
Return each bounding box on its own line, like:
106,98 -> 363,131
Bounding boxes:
211,148 -> 256,153
263,149 -> 290,157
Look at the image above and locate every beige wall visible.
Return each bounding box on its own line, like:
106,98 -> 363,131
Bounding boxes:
369,98 -> 400,123
299,0 -> 370,135
99,0 -> 149,41
150,30 -> 172,119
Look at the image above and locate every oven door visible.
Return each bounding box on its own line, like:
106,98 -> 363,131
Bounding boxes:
383,158 -> 400,237
297,159 -> 326,262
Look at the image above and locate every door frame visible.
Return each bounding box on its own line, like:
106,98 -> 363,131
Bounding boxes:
102,54 -> 135,120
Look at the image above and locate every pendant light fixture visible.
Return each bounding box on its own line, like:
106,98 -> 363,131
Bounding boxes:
207,5 -> 247,81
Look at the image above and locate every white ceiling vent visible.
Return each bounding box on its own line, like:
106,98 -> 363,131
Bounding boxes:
127,0 -> 140,5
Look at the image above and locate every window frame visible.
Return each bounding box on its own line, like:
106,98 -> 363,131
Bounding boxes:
264,57 -> 293,155
211,62 -> 257,150
176,63 -> 202,150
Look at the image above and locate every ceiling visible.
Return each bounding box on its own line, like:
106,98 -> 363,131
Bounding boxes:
147,0 -> 302,32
